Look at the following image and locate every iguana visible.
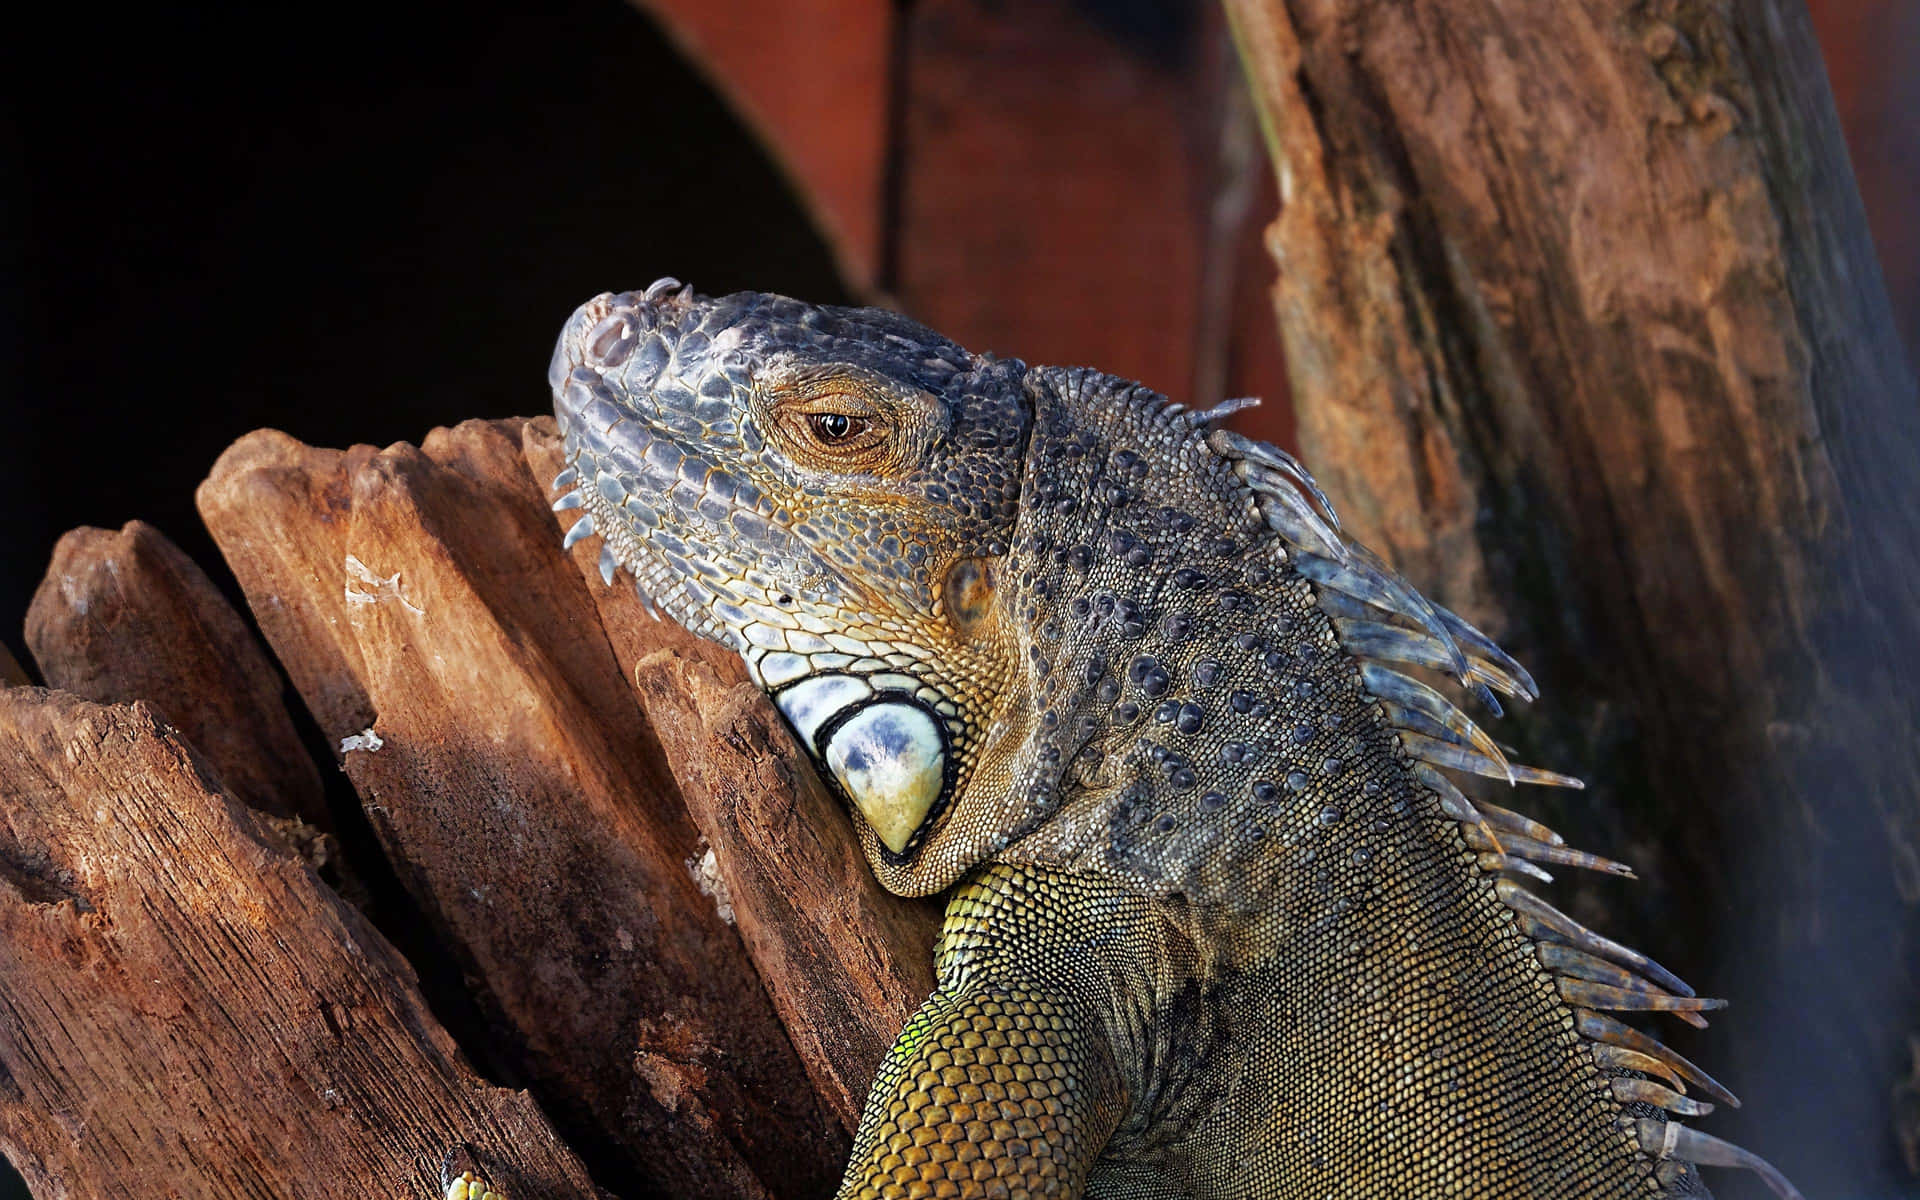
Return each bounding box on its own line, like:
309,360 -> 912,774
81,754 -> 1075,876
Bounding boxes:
536,280 -> 1803,1199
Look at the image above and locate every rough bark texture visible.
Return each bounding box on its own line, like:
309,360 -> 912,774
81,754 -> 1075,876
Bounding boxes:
24,520 -> 328,831
194,420 -> 847,1200
0,689 -> 603,1199
0,416 -> 937,1195
624,651 -> 942,1131
1222,0 -> 1920,1193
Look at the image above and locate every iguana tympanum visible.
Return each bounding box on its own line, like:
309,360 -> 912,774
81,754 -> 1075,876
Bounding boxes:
536,281 -> 1803,1200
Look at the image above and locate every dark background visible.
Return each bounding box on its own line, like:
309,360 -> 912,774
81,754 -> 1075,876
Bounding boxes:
0,0 -> 850,683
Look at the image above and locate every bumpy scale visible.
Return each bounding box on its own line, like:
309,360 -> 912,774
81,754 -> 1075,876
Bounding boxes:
543,281 -> 1803,1199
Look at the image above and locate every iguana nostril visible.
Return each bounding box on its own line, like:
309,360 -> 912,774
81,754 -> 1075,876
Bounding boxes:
587,314 -> 634,367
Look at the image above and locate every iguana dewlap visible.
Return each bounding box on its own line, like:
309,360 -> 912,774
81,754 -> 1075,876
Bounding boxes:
544,282 -> 1802,1200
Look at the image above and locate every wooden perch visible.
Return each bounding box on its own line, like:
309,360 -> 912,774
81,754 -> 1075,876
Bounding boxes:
1,417 -> 939,1196
25,520 -> 327,832
0,689 -> 602,1199
527,416 -> 941,1129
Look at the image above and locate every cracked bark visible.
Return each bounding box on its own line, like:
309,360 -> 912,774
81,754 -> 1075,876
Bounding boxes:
25,520 -> 332,837
1224,0 -> 1920,1191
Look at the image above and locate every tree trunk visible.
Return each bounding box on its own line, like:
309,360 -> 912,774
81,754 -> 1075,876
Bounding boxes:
1221,0 -> 1920,1193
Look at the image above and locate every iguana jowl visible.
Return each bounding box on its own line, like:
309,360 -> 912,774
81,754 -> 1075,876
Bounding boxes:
543,281 -> 1802,1199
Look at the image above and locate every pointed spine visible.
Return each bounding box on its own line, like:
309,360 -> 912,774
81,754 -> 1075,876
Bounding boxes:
561,514 -> 597,550
1206,429 -> 1342,531
1591,1044 -> 1691,1095
1397,731 -> 1582,789
1189,395 -> 1262,426
1295,550 -> 1474,685
1361,663 -> 1512,777
1575,1010 -> 1739,1107
1460,823 -> 1634,878
1628,1121 -> 1805,1200
1611,1077 -> 1715,1117
1333,616 -> 1535,702
1476,800 -> 1564,846
1252,477 -> 1346,563
1554,977 -> 1724,1022
1409,762 -> 1485,825
1496,880 -> 1695,997
1478,852 -> 1554,883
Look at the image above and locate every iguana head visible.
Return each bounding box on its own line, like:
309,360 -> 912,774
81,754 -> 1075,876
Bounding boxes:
549,282 -> 1036,890
549,282 -> 1541,900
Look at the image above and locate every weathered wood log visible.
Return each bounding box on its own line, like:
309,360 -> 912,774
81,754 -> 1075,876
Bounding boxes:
1,413 -> 940,1194
194,419 -> 851,1199
1222,0 -> 1920,1191
24,520 -> 329,833
523,422 -> 942,1130
0,688 -> 602,1199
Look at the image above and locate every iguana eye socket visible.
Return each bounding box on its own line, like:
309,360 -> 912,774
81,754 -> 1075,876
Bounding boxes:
791,398 -> 887,458
767,385 -> 905,471
757,367 -> 945,477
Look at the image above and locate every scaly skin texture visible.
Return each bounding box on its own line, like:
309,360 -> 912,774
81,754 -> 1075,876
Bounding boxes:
545,283 -> 1802,1199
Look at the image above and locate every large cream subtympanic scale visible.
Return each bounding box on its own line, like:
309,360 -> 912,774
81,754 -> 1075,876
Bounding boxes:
756,662 -> 951,856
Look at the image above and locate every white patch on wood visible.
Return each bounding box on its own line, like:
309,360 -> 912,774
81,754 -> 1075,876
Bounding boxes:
339,728 -> 384,754
686,844 -> 734,925
343,555 -> 424,614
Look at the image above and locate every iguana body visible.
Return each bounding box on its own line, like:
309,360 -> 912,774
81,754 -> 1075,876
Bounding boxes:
543,282 -> 1801,1199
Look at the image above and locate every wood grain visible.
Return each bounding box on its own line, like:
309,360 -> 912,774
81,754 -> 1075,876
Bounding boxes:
197,420 -> 842,1199
25,520 -> 328,832
0,689 -> 603,1199
1224,0 -> 1920,1190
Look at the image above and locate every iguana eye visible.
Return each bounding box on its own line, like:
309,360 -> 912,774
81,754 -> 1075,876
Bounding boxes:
809,412 -> 864,443
778,392 -> 891,465
759,371 -> 941,476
